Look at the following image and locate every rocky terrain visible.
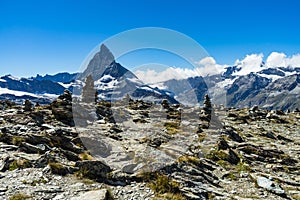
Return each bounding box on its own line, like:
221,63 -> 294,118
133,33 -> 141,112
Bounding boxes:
0,91 -> 299,200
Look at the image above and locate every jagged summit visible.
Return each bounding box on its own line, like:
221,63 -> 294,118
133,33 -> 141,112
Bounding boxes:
100,44 -> 114,60
79,44 -> 117,81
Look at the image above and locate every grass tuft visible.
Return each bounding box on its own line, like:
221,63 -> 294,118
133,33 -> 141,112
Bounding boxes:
8,193 -> 31,200
148,173 -> 181,195
9,159 -> 31,171
79,152 -> 94,160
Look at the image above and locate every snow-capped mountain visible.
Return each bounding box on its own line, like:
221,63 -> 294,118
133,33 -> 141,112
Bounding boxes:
211,62 -> 300,110
74,44 -> 178,103
0,46 -> 299,111
149,76 -> 208,105
0,74 -> 66,104
0,45 -> 178,104
140,60 -> 300,110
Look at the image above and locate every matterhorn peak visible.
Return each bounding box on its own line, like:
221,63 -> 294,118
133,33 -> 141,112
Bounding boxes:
79,44 -> 115,80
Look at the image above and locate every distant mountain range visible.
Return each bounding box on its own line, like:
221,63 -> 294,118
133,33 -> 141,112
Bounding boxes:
213,64 -> 300,110
0,45 -> 299,111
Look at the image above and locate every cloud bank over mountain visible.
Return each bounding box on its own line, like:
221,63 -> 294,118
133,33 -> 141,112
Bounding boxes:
134,52 -> 300,84
134,56 -> 227,84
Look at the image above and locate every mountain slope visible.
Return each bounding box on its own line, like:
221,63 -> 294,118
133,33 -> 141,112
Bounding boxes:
256,74 -> 300,110
226,73 -> 271,107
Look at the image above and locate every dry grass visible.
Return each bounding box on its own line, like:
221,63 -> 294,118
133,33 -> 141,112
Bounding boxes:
8,193 -> 31,200
79,152 -> 94,160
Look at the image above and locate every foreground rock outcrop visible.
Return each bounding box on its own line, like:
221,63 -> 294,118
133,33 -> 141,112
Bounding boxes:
0,96 -> 299,200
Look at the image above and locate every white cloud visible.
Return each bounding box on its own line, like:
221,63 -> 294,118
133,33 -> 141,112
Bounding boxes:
266,52 -> 300,68
266,52 -> 286,68
196,57 -> 227,76
286,54 -> 300,67
134,52 -> 300,84
198,57 -> 216,66
233,53 -> 264,76
134,67 -> 198,84
134,57 -> 227,84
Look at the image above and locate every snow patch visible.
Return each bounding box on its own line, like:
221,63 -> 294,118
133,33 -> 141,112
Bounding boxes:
149,82 -> 168,90
258,74 -> 282,81
95,78 -> 119,90
0,87 -> 59,100
58,82 -> 73,88
41,93 -> 59,99
268,91 -> 284,97
100,75 -> 114,82
284,71 -> 298,76
0,87 -> 38,97
216,78 -> 236,88
127,77 -> 143,85
139,86 -> 161,95
6,75 -> 20,81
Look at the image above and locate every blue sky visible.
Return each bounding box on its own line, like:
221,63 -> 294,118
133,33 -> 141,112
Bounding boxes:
1,0 -> 300,77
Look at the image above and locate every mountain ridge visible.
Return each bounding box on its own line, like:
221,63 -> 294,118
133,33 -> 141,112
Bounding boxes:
0,47 -> 299,110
